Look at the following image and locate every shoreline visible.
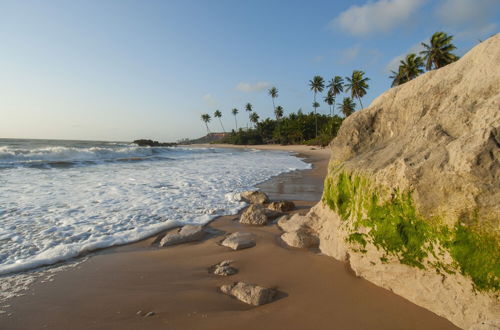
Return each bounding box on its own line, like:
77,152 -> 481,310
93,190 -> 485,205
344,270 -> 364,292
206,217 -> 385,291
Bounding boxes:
0,145 -> 458,330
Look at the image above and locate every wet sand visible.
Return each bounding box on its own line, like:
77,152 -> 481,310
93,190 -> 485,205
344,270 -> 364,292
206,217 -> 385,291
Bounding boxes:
0,145 -> 458,330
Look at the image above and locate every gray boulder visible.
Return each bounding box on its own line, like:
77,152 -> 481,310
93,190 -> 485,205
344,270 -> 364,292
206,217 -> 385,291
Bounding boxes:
268,200 -> 295,212
220,282 -> 277,306
159,225 -> 204,247
240,204 -> 283,226
221,232 -> 256,250
240,190 -> 269,204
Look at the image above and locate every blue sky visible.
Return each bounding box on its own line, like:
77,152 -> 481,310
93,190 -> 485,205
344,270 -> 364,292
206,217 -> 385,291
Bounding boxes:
1,0 -> 498,141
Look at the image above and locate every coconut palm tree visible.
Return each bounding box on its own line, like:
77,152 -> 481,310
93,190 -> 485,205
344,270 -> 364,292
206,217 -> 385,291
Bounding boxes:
420,31 -> 459,70
268,87 -> 278,113
327,76 -> 344,114
201,114 -> 211,134
345,70 -> 369,109
389,69 -> 405,87
213,110 -> 225,133
339,98 -> 356,118
274,105 -> 284,120
309,75 -> 325,137
244,103 -> 253,129
401,53 -> 425,80
231,108 -> 239,130
324,91 -> 335,117
390,53 -> 425,87
249,112 -> 259,128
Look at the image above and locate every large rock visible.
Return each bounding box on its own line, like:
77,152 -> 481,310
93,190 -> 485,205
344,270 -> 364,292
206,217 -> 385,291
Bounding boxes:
159,225 -> 204,247
296,35 -> 500,329
268,201 -> 295,212
221,232 -> 256,250
240,190 -> 269,204
240,204 -> 283,226
277,213 -> 319,248
220,282 -> 277,306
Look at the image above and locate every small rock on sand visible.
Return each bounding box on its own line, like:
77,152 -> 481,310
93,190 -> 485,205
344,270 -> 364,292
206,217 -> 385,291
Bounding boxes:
240,190 -> 269,204
268,200 -> 295,212
240,204 -> 283,226
210,260 -> 238,276
160,225 -> 204,247
220,282 -> 277,306
281,229 -> 319,248
221,232 -> 256,250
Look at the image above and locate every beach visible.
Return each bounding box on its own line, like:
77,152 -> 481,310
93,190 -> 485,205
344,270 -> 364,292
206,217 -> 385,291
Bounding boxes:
0,144 -> 459,330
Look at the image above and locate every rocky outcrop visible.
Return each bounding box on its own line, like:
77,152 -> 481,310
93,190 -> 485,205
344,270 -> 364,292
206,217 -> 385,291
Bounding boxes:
220,282 -> 277,306
133,139 -> 176,147
221,232 -> 256,250
240,190 -> 269,204
240,204 -> 283,226
159,225 -> 205,247
295,35 -> 500,329
268,201 -> 295,212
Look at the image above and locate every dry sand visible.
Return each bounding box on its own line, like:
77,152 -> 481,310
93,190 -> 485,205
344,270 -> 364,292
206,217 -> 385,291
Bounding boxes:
0,145 -> 458,330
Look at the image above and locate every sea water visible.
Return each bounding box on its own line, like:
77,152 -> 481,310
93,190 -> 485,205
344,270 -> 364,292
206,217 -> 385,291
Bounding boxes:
0,139 -> 310,276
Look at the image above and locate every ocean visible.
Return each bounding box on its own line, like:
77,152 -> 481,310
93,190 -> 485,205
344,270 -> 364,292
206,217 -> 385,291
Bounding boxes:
0,139 -> 310,276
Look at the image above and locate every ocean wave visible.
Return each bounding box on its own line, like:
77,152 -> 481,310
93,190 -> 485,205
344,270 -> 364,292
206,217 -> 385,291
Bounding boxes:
0,145 -> 175,168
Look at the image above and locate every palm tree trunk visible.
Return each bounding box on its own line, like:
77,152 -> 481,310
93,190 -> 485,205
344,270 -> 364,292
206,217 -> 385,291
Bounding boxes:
234,116 -> 238,131
314,92 -> 317,138
205,123 -> 210,134
358,97 -> 363,109
219,119 -> 225,132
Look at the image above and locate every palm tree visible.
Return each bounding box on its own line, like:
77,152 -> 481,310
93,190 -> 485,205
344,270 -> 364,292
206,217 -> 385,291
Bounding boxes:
309,75 -> 325,137
249,112 -> 259,128
268,87 -> 278,113
400,53 -> 425,81
345,70 -> 369,109
327,76 -> 344,115
245,103 -> 253,129
390,53 -> 425,87
213,110 -> 225,133
231,108 -> 239,130
274,105 -> 284,120
339,97 -> 356,117
201,114 -> 211,134
389,69 -> 405,87
420,31 -> 459,70
324,91 -> 334,116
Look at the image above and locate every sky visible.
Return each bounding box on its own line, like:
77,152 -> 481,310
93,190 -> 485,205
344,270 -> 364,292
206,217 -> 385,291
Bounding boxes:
0,0 -> 498,142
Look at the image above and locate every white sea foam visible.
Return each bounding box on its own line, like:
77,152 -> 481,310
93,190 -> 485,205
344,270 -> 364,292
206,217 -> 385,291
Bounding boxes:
0,144 -> 310,276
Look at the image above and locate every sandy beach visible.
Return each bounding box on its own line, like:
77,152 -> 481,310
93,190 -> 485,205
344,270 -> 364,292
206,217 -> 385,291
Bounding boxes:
0,145 -> 458,330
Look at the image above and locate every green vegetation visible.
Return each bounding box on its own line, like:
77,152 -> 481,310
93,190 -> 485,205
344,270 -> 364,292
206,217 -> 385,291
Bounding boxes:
390,53 -> 425,87
345,70 -> 369,109
323,169 -> 499,292
220,112 -> 343,146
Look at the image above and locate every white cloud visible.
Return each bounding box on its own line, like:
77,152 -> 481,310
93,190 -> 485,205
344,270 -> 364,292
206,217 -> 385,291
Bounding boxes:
385,42 -> 425,74
435,0 -> 499,41
235,81 -> 271,92
202,93 -> 218,108
435,0 -> 498,26
331,0 -> 425,36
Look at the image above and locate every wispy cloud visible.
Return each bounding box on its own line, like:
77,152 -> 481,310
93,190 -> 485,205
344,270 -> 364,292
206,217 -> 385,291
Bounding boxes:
435,0 -> 499,41
202,93 -> 218,108
330,0 -> 425,36
235,81 -> 271,92
312,55 -> 325,63
338,44 -> 362,64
